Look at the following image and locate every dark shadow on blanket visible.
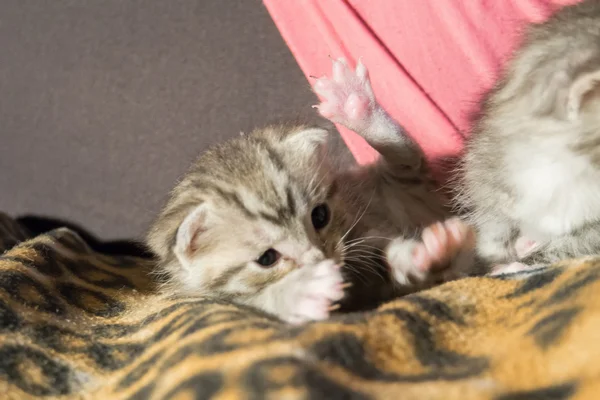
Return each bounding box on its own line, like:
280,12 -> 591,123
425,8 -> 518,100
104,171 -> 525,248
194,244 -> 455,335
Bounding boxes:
16,214 -> 153,258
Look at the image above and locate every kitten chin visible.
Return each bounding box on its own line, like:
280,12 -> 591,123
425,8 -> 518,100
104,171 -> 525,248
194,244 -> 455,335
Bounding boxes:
456,0 -> 600,268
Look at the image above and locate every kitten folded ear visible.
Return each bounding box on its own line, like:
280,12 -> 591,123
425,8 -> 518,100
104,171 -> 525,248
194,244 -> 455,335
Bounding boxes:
567,69 -> 600,120
174,204 -> 211,269
282,127 -> 329,155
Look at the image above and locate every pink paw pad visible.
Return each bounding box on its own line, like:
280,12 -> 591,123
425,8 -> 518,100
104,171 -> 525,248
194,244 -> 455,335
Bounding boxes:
412,218 -> 475,272
312,57 -> 375,132
514,236 -> 538,259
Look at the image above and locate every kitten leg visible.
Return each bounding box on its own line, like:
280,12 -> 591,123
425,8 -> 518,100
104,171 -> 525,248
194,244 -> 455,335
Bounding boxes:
487,236 -> 540,277
313,57 -> 422,169
474,218 -> 517,264
488,228 -> 600,277
252,259 -> 346,325
386,218 -> 476,285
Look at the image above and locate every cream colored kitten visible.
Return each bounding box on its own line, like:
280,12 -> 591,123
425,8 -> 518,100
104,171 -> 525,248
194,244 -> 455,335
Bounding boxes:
458,0 -> 600,273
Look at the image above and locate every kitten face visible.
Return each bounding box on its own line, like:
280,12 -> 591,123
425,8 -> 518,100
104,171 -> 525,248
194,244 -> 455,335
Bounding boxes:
148,124 -> 349,300
174,188 -> 343,299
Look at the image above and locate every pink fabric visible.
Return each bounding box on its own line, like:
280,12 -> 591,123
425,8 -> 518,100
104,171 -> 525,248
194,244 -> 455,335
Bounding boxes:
264,0 -> 580,174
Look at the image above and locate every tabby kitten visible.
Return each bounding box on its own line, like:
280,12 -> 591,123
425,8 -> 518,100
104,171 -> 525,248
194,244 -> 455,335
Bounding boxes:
148,59 -> 475,324
458,0 -> 600,272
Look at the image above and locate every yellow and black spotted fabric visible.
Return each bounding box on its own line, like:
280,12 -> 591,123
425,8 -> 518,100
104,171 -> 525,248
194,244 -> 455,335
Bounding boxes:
0,212 -> 599,399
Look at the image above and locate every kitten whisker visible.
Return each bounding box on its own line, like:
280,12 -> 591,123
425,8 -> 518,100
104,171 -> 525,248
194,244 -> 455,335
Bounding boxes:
344,249 -> 382,258
341,263 -> 370,284
343,256 -> 387,281
337,189 -> 376,249
341,240 -> 385,259
344,243 -> 384,253
345,235 -> 393,243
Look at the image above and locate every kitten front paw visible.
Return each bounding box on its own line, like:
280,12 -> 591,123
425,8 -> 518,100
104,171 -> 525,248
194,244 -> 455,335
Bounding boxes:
312,57 -> 376,133
387,218 -> 476,285
285,260 -> 345,325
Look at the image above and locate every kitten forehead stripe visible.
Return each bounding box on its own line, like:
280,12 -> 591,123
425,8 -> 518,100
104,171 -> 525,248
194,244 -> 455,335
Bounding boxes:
255,186 -> 298,227
210,186 -> 258,220
259,211 -> 283,226
286,186 -> 297,217
327,180 -> 338,199
253,137 -> 285,172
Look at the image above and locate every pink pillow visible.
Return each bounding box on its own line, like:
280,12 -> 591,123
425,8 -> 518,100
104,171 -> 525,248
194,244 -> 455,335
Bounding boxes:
265,0 -> 580,179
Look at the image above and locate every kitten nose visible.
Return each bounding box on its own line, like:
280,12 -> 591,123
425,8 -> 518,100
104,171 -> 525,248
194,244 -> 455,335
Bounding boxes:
300,247 -> 324,266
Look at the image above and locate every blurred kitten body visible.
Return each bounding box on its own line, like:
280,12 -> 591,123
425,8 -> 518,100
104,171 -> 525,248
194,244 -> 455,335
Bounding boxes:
458,0 -> 600,269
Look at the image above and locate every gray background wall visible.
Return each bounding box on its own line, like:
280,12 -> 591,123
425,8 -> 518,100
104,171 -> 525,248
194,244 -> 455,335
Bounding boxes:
0,0 -> 335,241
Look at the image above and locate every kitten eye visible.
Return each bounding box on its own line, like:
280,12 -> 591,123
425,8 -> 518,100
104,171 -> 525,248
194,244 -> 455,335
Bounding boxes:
256,248 -> 281,267
311,203 -> 330,230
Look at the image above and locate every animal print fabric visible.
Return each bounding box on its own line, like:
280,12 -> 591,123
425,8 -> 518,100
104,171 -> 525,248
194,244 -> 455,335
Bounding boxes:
0,212 -> 598,400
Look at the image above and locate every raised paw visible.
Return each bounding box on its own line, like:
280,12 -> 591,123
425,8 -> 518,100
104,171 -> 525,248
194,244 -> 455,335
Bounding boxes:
386,218 -> 476,285
415,218 -> 476,273
312,57 -> 376,133
285,260 -> 345,325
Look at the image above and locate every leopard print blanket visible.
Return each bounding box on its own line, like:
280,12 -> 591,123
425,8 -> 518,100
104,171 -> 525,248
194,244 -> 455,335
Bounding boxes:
0,213 -> 598,400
